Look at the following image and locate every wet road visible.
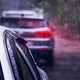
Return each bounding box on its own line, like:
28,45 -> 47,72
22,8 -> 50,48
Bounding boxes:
43,53 -> 80,80
42,36 -> 80,80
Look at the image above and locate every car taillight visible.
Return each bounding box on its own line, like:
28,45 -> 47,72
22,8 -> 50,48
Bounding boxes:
35,28 -> 53,37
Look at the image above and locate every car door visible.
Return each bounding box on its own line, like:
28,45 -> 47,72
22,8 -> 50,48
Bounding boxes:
4,30 -> 41,80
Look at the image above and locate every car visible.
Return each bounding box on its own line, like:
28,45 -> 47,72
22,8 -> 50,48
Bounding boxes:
0,26 -> 48,80
0,10 -> 54,66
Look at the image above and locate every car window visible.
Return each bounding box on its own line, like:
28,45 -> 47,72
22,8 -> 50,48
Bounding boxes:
0,18 -> 47,28
5,33 -> 34,80
13,46 -> 34,80
15,38 -> 41,80
0,63 -> 4,80
17,19 -> 47,28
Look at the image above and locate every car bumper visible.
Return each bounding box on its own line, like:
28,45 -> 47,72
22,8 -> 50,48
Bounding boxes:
25,37 -> 54,48
30,49 -> 53,64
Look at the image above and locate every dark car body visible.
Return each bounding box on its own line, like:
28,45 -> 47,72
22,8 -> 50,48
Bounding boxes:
0,10 -> 54,66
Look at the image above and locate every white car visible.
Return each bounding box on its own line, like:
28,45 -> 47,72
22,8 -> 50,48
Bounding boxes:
0,26 -> 48,80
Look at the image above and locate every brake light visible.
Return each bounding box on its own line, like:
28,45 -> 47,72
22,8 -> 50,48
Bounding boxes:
35,28 -> 53,37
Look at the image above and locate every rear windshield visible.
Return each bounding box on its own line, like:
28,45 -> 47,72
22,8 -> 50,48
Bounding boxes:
0,18 -> 48,28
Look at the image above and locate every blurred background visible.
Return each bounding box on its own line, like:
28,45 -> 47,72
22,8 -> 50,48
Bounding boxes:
1,0 -> 80,80
1,0 -> 80,37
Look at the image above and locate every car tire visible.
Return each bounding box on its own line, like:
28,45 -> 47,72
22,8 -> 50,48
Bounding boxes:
46,50 -> 54,67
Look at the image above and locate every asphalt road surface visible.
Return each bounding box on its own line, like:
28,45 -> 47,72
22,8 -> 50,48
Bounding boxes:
42,36 -> 80,80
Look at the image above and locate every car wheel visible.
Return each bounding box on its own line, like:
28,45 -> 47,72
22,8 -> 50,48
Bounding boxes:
46,50 -> 54,67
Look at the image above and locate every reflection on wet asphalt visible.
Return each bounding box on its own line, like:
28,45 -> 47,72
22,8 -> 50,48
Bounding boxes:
38,36 -> 80,80
41,53 -> 80,80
